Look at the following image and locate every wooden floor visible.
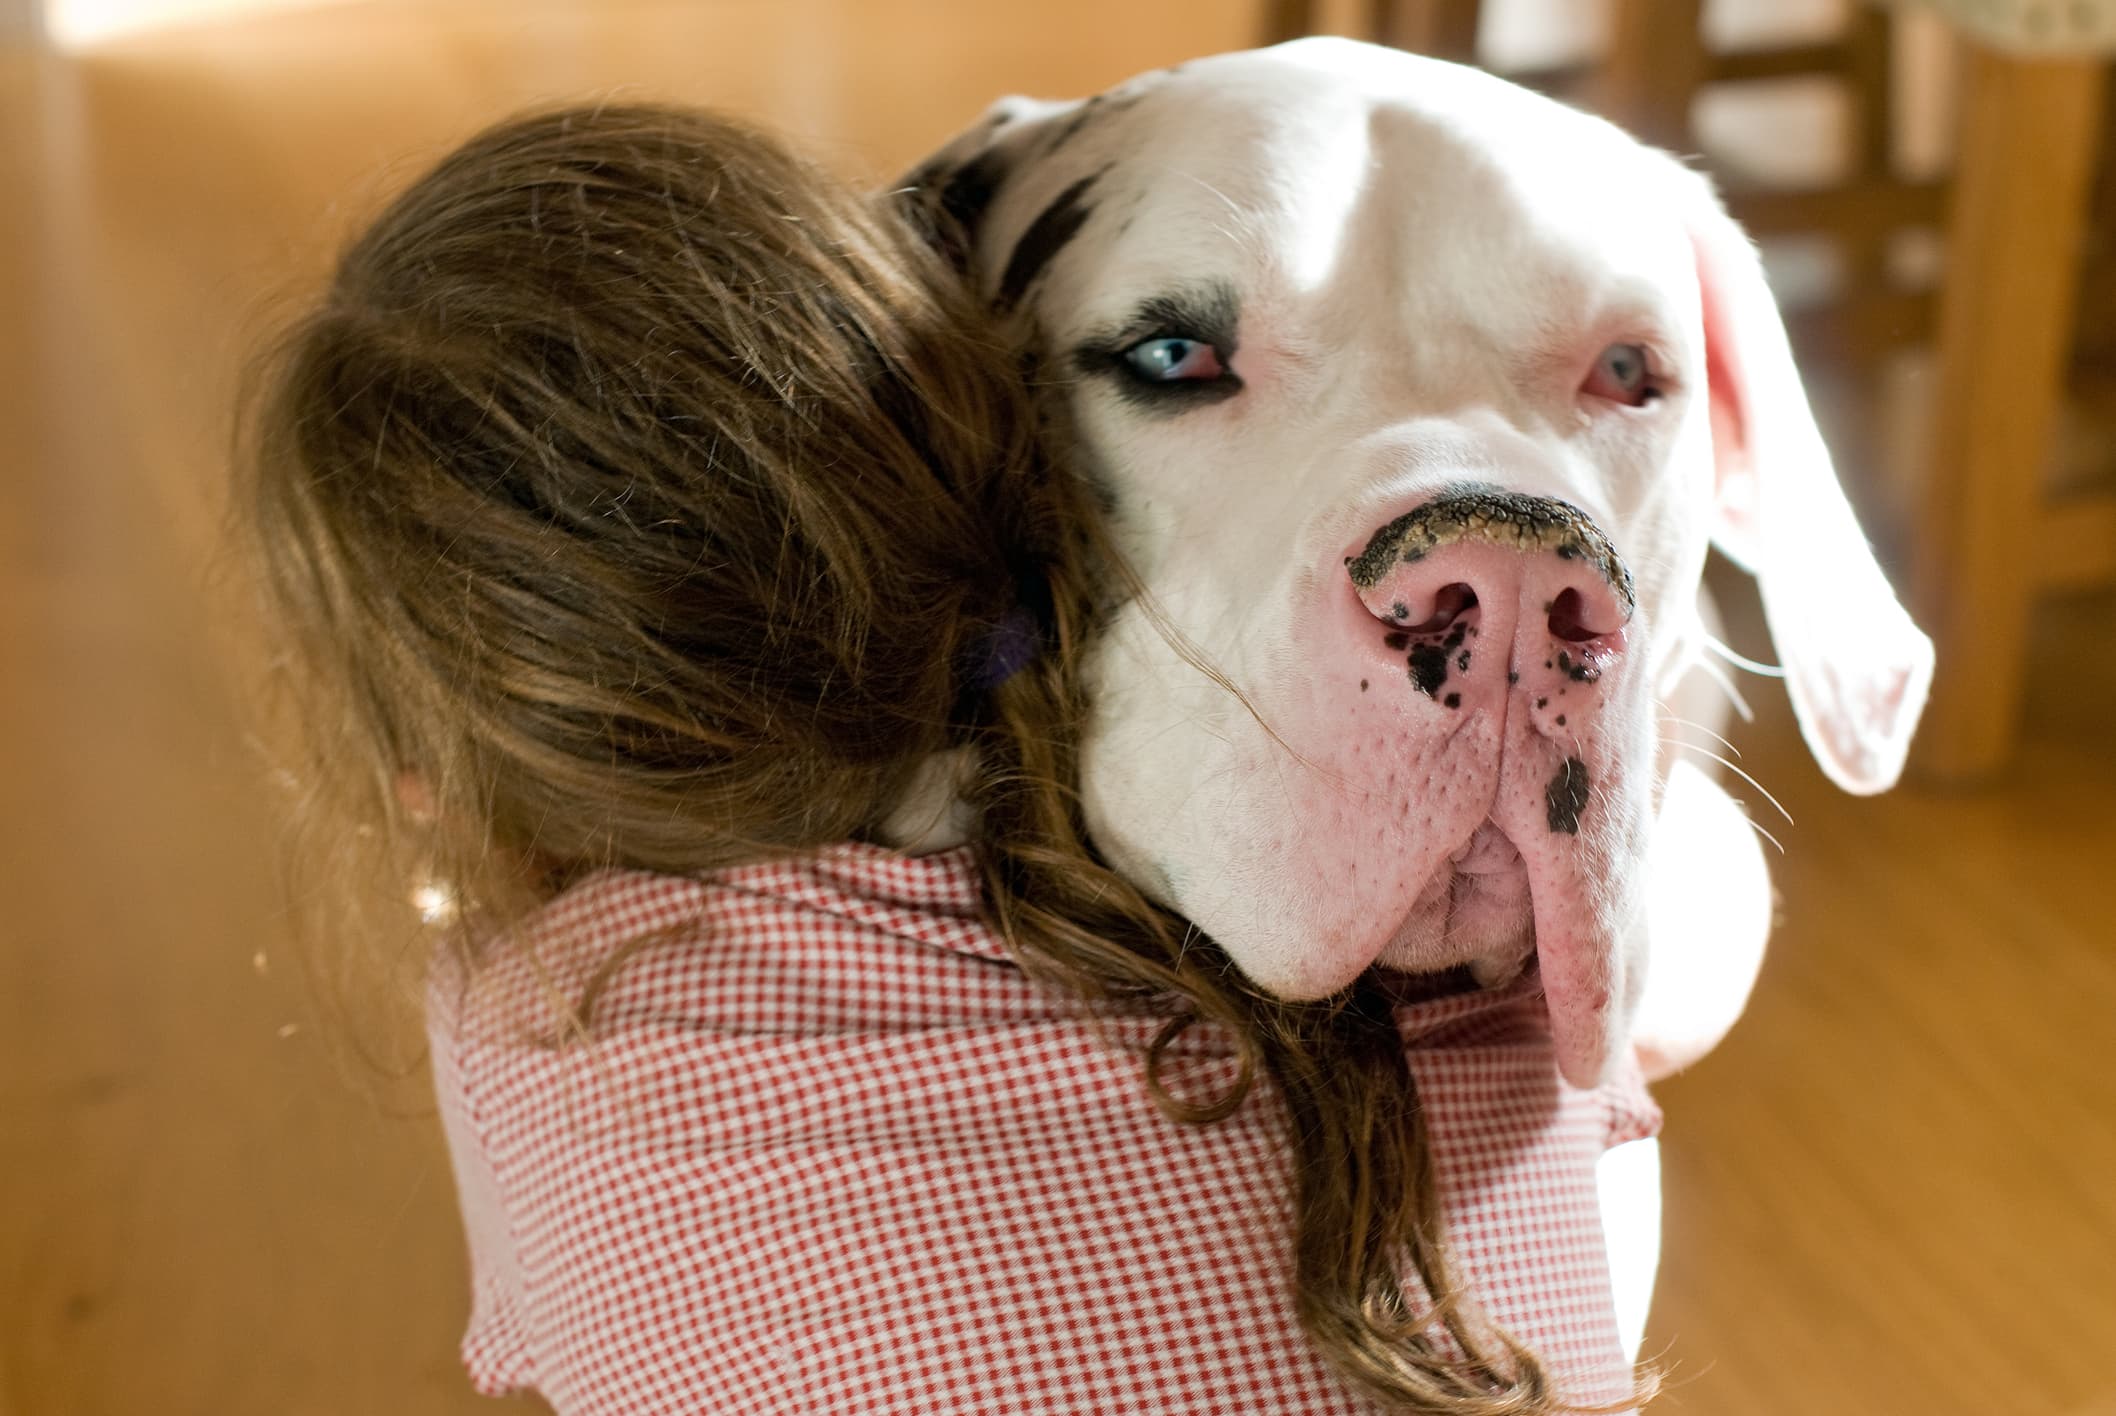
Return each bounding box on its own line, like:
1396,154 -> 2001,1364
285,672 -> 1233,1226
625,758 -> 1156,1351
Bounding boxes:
1,4 -> 2110,1413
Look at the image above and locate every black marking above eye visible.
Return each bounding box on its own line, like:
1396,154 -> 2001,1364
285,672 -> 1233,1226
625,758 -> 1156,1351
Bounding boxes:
997,170 -> 1104,312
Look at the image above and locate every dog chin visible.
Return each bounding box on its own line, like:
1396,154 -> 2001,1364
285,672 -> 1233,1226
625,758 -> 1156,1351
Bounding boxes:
1374,828 -> 1537,986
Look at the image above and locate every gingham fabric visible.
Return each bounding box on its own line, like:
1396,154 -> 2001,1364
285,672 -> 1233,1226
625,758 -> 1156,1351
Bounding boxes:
429,841 -> 1660,1414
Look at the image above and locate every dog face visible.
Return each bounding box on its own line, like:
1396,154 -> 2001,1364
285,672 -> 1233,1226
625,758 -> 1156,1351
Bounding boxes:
907,39 -> 1931,1086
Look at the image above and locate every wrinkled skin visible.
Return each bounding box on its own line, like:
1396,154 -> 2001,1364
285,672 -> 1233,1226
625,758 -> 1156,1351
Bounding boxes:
902,39 -> 1932,1090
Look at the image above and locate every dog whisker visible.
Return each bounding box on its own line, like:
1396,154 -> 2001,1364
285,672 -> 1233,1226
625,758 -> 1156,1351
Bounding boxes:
1654,710 -> 1743,760
1691,655 -> 1755,723
1702,634 -> 1786,679
1726,801 -> 1786,856
1130,589 -> 1318,771
1171,170 -> 1272,255
1669,742 -> 1793,828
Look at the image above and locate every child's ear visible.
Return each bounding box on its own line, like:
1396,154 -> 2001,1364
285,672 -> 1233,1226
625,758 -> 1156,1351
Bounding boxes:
394,771 -> 436,824
1677,165 -> 1934,794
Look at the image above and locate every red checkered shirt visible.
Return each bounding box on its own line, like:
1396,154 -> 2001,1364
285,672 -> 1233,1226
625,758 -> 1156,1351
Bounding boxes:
430,841 -> 1659,1413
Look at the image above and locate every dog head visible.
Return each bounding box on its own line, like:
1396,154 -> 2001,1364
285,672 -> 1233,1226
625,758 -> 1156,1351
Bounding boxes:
905,38 -> 1931,1086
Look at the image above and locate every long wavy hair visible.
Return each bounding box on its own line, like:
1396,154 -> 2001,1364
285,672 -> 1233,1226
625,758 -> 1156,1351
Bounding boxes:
239,102 -> 1644,1415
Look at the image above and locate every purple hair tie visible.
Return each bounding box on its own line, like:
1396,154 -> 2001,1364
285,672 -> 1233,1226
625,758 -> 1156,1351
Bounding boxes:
970,606 -> 1042,691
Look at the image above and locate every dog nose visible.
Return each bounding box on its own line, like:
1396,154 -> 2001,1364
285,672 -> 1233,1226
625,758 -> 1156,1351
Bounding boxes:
1346,489 -> 1634,719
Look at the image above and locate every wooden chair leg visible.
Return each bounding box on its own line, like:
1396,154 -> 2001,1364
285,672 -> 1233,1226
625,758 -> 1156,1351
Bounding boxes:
1372,0 -> 1483,65
1263,0 -> 1482,62
1596,0 -> 1705,151
1262,0 -> 1316,46
1841,3 -> 1897,290
1914,47 -> 2105,782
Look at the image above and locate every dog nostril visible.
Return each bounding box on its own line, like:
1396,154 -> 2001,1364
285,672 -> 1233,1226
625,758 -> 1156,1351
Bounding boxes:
1403,583 -> 1478,634
1547,587 -> 1618,642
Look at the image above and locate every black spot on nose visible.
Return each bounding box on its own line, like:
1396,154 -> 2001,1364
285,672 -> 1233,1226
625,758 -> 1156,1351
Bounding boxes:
1408,643 -> 1450,696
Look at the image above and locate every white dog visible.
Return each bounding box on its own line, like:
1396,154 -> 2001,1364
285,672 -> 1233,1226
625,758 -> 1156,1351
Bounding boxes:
901,37 -> 1933,1346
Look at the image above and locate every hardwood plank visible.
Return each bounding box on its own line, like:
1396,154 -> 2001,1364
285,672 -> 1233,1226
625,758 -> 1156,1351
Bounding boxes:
1643,574 -> 2116,1416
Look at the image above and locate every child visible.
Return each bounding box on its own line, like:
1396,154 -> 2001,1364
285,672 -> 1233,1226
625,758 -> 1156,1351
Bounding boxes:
242,104 -> 1656,1414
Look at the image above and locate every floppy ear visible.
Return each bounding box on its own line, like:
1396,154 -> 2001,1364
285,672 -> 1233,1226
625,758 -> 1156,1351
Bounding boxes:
1684,174 -> 1934,794
895,96 -> 1078,274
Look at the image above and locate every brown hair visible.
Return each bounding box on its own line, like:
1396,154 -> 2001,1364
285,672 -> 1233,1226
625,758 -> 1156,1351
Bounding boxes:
240,102 -> 1644,1414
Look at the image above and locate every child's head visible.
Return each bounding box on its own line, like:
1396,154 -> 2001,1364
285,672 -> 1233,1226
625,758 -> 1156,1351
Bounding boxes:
248,104 -> 1064,926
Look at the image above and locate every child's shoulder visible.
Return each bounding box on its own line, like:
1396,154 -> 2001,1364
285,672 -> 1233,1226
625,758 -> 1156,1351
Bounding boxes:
429,842 -> 1039,1046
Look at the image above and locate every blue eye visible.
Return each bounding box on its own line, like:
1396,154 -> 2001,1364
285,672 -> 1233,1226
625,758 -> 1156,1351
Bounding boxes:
1583,342 -> 1656,406
1122,336 -> 1226,382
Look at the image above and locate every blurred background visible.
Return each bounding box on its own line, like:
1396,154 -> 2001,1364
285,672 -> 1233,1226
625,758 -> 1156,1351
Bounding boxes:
2,0 -> 2110,1412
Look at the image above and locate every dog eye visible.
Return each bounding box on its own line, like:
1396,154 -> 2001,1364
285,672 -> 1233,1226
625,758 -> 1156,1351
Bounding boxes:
1583,343 -> 1657,406
1122,336 -> 1226,383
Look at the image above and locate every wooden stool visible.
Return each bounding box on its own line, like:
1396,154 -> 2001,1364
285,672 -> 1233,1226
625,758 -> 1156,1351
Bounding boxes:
1904,13 -> 2113,780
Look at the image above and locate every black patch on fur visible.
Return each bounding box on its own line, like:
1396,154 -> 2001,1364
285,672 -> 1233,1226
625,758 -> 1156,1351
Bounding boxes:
1040,95 -> 1103,161
941,150 -> 1009,230
905,148 -> 1015,272
1546,758 -> 1591,835
997,171 -> 1103,312
1039,90 -> 1150,163
1040,114 -> 1093,164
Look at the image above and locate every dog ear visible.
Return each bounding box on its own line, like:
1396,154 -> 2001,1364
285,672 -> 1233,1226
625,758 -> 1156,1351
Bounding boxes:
896,97 -> 1079,273
1682,173 -> 1934,794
